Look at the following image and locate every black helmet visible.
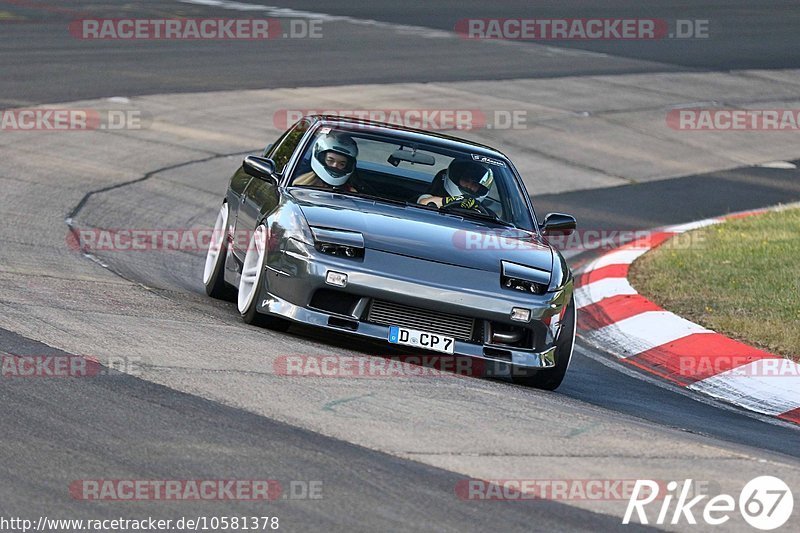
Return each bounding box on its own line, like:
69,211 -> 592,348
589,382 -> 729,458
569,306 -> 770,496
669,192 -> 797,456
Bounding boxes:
443,159 -> 494,200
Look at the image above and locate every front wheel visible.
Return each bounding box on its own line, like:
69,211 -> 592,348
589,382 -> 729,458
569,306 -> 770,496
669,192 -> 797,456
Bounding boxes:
511,297 -> 576,390
237,224 -> 290,331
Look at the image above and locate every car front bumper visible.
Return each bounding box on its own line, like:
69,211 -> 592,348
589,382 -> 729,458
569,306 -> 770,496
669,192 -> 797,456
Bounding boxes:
257,290 -> 558,369
256,240 -> 572,369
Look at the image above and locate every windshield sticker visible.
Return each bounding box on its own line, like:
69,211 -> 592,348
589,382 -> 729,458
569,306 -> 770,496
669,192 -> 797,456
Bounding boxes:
318,127 -> 332,135
471,154 -> 506,167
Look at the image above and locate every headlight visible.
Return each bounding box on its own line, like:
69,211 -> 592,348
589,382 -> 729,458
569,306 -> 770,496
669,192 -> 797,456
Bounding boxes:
502,276 -> 547,295
311,227 -> 365,259
501,260 -> 550,295
316,243 -> 363,258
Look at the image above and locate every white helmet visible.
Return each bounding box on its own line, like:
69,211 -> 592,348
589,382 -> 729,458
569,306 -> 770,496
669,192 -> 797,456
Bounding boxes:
443,159 -> 494,201
310,132 -> 359,187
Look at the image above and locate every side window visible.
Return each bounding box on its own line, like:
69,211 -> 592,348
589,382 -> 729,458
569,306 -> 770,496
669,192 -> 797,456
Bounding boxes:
268,119 -> 311,174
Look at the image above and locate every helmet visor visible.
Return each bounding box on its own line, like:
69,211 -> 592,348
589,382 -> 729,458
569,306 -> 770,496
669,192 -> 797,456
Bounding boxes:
453,165 -> 494,198
319,150 -> 356,179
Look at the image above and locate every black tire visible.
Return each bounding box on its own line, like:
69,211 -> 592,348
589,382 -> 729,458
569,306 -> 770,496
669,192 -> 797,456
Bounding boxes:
511,296 -> 576,390
238,224 -> 290,332
203,202 -> 235,300
240,285 -> 290,332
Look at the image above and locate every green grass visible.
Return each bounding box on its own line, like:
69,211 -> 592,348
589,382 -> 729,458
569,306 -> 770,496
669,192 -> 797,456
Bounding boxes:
629,207 -> 800,361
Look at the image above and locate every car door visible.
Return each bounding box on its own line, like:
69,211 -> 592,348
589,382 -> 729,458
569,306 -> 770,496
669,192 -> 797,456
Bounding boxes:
233,118 -> 312,260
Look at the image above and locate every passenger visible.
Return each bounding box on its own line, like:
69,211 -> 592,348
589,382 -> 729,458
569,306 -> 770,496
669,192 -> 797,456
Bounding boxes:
293,132 -> 360,192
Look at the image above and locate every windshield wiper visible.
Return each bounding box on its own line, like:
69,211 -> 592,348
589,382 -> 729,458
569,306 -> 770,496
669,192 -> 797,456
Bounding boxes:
438,205 -> 515,228
336,191 -> 404,206
336,191 -> 512,225
363,194 -> 405,206
344,192 -> 433,212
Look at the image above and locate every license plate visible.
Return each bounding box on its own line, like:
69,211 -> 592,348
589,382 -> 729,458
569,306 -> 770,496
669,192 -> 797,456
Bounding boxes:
388,326 -> 455,354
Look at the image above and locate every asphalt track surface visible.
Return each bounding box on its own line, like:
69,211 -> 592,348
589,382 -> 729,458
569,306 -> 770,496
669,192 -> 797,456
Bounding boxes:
2,0 -> 800,106
2,1 -> 800,532
2,326 -> 650,532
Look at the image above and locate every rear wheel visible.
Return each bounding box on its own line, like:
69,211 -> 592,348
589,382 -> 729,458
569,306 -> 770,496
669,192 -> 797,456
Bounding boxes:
203,202 -> 233,299
237,224 -> 290,331
511,297 -> 576,390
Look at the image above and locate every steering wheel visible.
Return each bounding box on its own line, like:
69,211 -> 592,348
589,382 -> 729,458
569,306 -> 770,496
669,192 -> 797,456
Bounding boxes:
441,196 -> 493,216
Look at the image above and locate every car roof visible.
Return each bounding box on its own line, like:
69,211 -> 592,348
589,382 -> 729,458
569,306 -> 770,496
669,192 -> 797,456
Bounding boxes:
309,115 -> 509,160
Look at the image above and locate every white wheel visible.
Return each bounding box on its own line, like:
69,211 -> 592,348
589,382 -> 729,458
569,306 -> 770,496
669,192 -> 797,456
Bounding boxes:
203,202 -> 232,299
238,224 -> 267,314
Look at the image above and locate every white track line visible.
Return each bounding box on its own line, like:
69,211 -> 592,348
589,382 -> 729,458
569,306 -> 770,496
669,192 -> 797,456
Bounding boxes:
583,248 -> 648,271
574,277 -> 636,309
689,361 -> 800,416
573,344 -> 800,432
588,311 -> 712,358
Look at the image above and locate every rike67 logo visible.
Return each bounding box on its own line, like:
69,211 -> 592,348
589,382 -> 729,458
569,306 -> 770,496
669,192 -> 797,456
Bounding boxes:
624,476 -> 794,530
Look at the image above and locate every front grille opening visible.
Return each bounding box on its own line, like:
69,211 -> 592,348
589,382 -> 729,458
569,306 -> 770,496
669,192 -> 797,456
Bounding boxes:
367,299 -> 476,342
488,322 -> 534,349
328,316 -> 358,330
483,347 -> 512,362
309,289 -> 360,316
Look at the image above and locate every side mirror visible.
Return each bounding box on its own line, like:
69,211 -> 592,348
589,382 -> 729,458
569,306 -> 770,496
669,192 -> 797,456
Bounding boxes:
541,213 -> 576,236
243,156 -> 277,183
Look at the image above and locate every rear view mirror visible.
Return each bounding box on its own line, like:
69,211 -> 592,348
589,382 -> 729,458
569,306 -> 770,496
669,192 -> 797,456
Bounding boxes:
388,148 -> 435,167
243,156 -> 277,183
541,213 -> 576,236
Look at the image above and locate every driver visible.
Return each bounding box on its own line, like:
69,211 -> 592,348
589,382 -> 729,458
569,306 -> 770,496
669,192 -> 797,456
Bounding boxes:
417,158 -> 494,209
293,132 -> 360,192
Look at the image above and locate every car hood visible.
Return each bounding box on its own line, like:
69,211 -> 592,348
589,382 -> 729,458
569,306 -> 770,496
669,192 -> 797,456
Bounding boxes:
290,189 -> 553,275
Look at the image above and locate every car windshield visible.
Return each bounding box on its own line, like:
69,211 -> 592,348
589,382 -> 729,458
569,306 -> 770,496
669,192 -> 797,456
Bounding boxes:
288,126 -> 534,230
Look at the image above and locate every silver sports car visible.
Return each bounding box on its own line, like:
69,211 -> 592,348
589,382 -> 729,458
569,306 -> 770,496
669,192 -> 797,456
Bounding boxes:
203,115 -> 577,389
